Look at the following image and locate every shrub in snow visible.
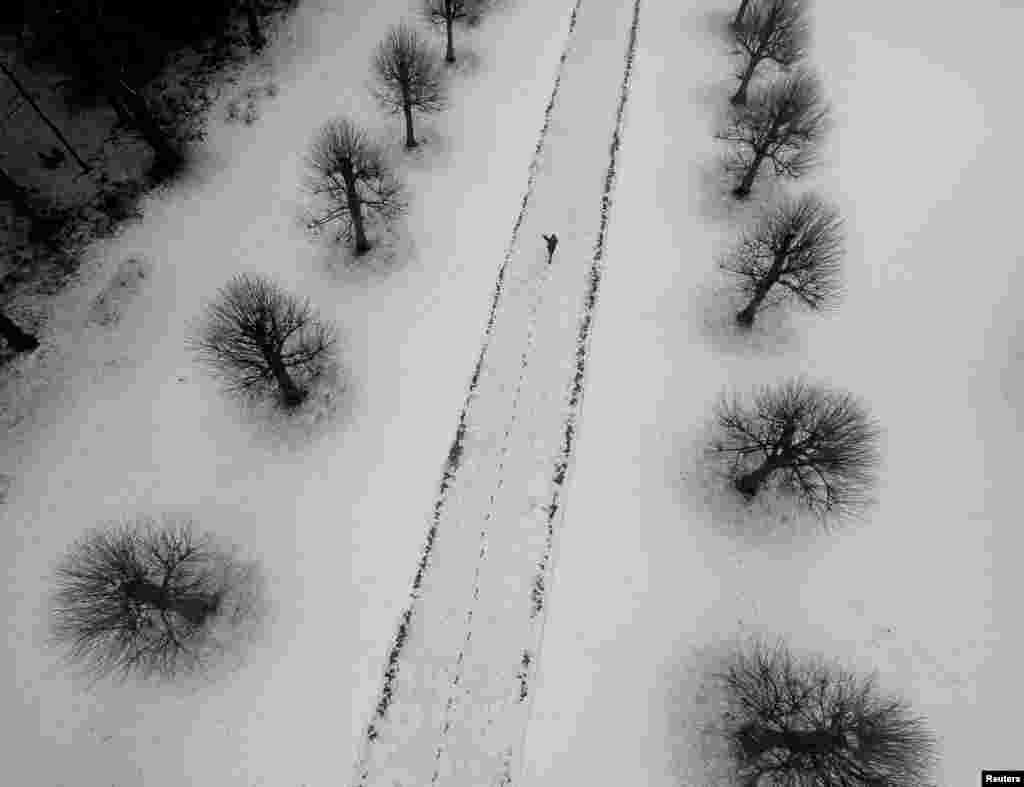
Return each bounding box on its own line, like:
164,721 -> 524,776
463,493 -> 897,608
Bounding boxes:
371,23 -> 448,149
716,69 -> 829,199
714,639 -> 938,786
718,192 -> 843,329
709,377 -> 880,521
188,274 -> 336,410
50,515 -> 263,682
305,118 -> 407,254
729,0 -> 809,106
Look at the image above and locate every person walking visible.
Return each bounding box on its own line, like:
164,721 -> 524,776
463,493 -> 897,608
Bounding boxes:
542,233 -> 558,265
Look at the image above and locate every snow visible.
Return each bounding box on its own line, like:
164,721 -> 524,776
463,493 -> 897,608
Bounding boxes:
1,0 -> 1017,785
350,2 -> 641,783
0,1 -> 576,784
521,2 -> 1017,786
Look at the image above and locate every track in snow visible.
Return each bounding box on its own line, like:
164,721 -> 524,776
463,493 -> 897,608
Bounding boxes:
352,2 -> 641,785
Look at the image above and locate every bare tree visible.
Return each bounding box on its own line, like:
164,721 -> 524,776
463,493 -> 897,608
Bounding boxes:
710,378 -> 881,520
0,308 -> 40,353
422,0 -> 483,63
305,118 -> 406,254
719,193 -> 844,328
730,0 -> 809,106
371,23 -> 447,149
717,69 -> 829,200
714,639 -> 939,787
50,516 -> 261,682
188,275 -> 336,410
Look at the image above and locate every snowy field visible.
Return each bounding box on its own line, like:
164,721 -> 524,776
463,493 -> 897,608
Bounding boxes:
0,0 -> 1017,786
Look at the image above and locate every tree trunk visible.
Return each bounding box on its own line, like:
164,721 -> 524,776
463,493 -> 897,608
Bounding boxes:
734,457 -> 780,498
344,175 -> 370,255
402,99 -> 417,149
171,594 -> 221,625
0,310 -> 40,353
732,0 -> 752,30
445,16 -> 456,63
736,252 -> 785,327
740,724 -> 844,758
733,145 -> 767,199
124,579 -> 218,625
736,287 -> 768,328
265,346 -> 306,408
246,0 -> 267,51
731,56 -> 760,106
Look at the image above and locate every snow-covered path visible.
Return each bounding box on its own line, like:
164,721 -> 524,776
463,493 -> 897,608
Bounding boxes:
352,2 -> 640,785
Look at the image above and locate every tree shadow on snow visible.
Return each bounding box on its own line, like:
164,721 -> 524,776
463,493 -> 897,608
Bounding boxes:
687,74 -> 742,121
664,629 -> 840,787
443,47 -> 485,80
43,533 -> 274,696
690,152 -> 787,226
673,414 -> 831,553
662,630 -> 776,787
380,121 -> 455,173
227,353 -> 351,455
319,222 -> 418,291
689,276 -> 803,359
684,7 -> 736,43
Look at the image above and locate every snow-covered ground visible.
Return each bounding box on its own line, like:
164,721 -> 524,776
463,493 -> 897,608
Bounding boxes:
521,2 -> 1017,786
351,2 -> 640,784
1,1 -> 578,784
0,0 -> 1016,785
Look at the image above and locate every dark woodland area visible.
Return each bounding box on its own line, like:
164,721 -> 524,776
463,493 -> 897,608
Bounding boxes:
0,0 -> 296,363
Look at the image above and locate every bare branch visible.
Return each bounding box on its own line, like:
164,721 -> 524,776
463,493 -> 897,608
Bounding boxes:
371,23 -> 447,148
187,275 -> 336,409
719,192 -> 844,327
50,515 -> 262,683
715,639 -> 939,786
709,377 -> 881,521
730,0 -> 810,106
305,117 -> 407,252
716,69 -> 830,199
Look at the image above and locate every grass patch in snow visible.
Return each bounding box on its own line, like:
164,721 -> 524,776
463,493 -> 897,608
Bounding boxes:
86,256 -> 152,327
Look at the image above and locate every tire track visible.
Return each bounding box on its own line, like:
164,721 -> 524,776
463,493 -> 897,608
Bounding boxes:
429,266 -> 552,785
513,0 -> 643,770
352,6 -> 582,785
351,0 -> 641,782
443,2 -> 642,782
